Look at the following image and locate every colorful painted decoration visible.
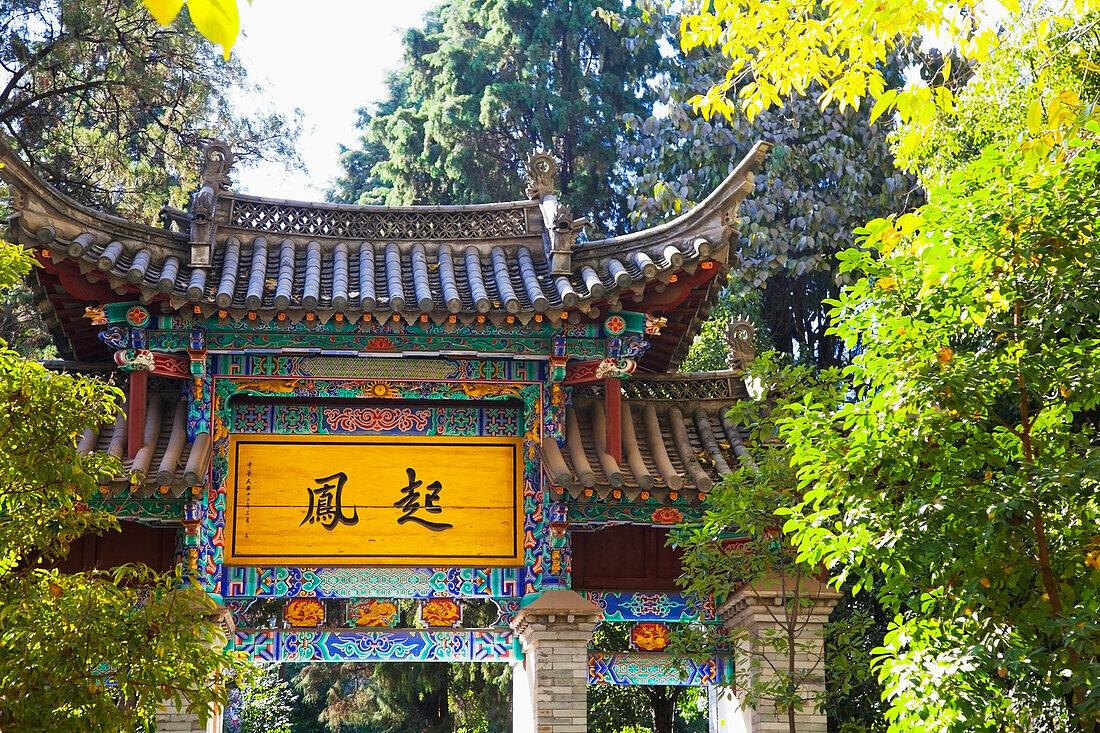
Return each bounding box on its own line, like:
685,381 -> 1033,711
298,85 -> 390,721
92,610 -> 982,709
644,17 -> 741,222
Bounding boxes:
235,629 -> 514,663
84,305 -> 108,325
588,652 -> 727,686
126,305 -> 150,327
221,566 -> 521,599
631,622 -> 672,651
584,592 -> 716,623
420,598 -> 462,627
603,314 -> 627,336
284,598 -> 325,627
349,600 -> 399,628
650,507 -> 683,525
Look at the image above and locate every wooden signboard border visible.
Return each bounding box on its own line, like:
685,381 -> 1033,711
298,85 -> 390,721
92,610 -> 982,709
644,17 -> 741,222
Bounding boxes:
224,434 -> 524,566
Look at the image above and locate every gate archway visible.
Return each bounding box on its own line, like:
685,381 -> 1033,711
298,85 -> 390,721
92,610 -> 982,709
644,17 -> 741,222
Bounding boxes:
2,138 -> 833,733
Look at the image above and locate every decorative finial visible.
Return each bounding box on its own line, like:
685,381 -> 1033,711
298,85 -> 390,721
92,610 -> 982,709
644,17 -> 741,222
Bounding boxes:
201,140 -> 234,192
524,151 -> 557,200
725,318 -> 756,371
189,140 -> 232,268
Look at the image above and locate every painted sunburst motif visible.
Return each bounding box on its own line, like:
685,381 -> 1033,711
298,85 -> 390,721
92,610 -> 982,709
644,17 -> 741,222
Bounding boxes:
349,600 -> 399,628
631,622 -> 672,651
368,381 -> 398,398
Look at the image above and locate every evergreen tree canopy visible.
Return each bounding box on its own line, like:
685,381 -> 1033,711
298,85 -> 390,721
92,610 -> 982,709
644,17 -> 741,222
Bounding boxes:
610,5 -> 918,367
328,0 -> 661,237
0,0 -> 299,222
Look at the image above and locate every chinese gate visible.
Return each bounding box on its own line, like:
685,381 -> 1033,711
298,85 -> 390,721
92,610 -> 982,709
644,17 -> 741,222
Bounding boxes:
1,137 -> 836,733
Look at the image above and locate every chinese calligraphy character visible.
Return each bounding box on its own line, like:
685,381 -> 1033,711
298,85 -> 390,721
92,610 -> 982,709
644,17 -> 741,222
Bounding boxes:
394,468 -> 453,531
300,472 -> 359,530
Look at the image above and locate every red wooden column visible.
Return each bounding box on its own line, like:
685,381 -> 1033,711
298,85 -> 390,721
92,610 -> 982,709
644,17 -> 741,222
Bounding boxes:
127,370 -> 147,459
605,377 -> 622,464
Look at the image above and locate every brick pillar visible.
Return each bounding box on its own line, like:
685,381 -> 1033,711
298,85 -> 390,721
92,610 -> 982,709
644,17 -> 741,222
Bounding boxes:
154,601 -> 234,733
511,590 -> 602,733
716,576 -> 839,733
154,700 -> 220,732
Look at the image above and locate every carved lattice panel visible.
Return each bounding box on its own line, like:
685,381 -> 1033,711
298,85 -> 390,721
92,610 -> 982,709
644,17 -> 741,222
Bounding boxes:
228,201 -> 529,240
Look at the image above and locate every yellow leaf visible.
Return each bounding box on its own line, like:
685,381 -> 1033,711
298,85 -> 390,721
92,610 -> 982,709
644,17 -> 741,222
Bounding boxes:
868,89 -> 897,124
1059,89 -> 1081,107
143,0 -> 184,25
187,0 -> 240,59
1047,97 -> 1062,126
1026,99 -> 1043,135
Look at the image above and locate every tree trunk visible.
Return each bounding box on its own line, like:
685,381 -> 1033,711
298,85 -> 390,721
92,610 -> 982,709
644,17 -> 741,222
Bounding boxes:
646,686 -> 680,733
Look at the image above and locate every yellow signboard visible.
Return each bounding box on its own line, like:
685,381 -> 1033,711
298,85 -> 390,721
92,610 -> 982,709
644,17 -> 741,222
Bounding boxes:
225,435 -> 523,566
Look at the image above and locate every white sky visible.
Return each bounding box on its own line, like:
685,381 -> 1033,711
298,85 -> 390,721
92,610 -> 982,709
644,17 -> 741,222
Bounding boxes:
230,0 -> 439,201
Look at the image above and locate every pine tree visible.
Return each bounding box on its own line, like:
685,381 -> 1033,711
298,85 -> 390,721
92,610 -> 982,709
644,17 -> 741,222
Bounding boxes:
328,0 -> 661,237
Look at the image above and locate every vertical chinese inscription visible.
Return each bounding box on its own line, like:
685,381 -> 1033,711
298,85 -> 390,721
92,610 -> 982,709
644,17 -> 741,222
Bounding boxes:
300,472 -> 359,530
244,460 -> 252,538
393,468 -> 454,531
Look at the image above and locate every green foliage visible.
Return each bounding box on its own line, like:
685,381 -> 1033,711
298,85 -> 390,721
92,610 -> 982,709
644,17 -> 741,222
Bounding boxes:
0,279 -> 55,359
294,661 -> 509,733
328,0 -> 661,236
1,0 -> 298,222
782,132 -> 1100,731
672,0 -> 1100,727
236,664 -> 297,733
0,242 -> 245,731
671,356 -> 870,731
588,684 -> 707,733
679,290 -> 771,372
610,5 -> 916,365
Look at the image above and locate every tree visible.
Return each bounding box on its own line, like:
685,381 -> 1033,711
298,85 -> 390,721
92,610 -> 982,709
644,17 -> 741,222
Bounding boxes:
588,683 -> 707,733
674,0 -> 1100,729
669,355 -> 888,733
0,279 -> 54,359
1,0 -> 298,223
603,3 -> 917,366
668,8 -> 1100,729
328,0 -> 662,236
294,661 -> 510,733
232,663 -> 297,733
782,131 -> 1100,731
0,250 -> 246,731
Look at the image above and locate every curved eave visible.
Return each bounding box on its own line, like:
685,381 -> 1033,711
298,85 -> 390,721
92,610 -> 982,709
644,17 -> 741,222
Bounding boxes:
543,370 -> 752,505
1,137 -> 768,337
0,138 -> 187,254
571,140 -> 769,262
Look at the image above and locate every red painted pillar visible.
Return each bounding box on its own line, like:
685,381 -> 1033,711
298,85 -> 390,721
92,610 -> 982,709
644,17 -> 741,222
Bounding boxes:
127,370 -> 147,459
605,377 -> 622,465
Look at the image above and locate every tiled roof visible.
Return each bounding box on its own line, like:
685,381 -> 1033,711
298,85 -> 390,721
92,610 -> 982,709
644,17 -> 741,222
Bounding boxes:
2,139 -> 766,335
79,391 -> 210,498
87,372 -> 749,503
543,372 -> 750,503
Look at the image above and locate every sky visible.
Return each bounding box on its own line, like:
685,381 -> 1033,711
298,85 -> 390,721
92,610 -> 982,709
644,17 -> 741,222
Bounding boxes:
230,0 -> 439,201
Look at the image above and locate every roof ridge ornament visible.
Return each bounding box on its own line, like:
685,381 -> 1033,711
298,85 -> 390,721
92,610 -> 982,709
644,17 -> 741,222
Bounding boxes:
524,151 -> 586,276
725,318 -> 756,372
524,151 -> 557,200
201,140 -> 234,192
189,140 -> 233,268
